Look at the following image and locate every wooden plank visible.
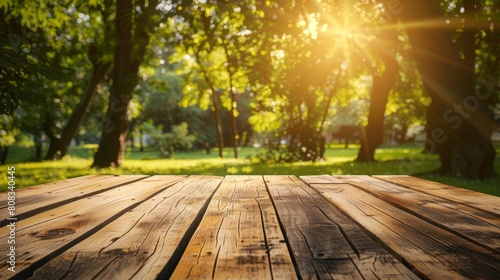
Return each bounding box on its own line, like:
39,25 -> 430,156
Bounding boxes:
0,175 -> 186,280
311,182 -> 500,280
300,175 -> 345,184
256,186 -> 296,280
266,175 -> 418,280
0,175 -> 106,209
27,176 -> 222,280
0,175 -> 148,226
333,175 -> 500,252
374,175 -> 500,216
171,175 -> 297,280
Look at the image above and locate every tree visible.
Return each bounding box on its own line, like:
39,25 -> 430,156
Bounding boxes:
356,29 -> 399,162
137,68 -> 211,149
1,2 -> 75,161
1,1 -> 115,163
170,1 -> 258,158
92,0 -> 164,168
401,0 -> 498,179
45,1 -> 113,160
0,115 -> 19,164
248,1 -> 378,161
0,1 -> 69,115
141,121 -> 196,158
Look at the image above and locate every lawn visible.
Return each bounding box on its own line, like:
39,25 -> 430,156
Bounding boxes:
1,143 -> 499,196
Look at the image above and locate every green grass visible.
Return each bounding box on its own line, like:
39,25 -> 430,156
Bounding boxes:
1,144 -> 499,196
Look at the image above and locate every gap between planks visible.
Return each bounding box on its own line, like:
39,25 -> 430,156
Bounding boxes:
28,176 -> 223,280
171,175 -> 297,280
0,176 -> 186,280
0,175 -> 149,227
374,175 -> 500,217
301,176 -> 500,280
266,175 -> 419,280
330,175 -> 500,253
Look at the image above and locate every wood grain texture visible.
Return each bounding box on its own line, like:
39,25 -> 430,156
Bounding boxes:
374,175 -> 500,216
300,175 -> 345,184
27,176 -> 222,280
1,175 -> 498,280
312,182 -> 500,280
0,176 -> 185,280
266,175 -> 418,280
333,175 -> 500,252
0,175 -> 148,226
171,175 -> 296,280
0,175 -> 104,210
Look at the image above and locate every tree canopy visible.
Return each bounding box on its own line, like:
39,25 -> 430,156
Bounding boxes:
1,0 -> 499,178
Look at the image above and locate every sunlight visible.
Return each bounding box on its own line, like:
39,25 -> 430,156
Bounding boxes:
311,1 -> 481,78
271,49 -> 285,59
299,13 -> 321,39
319,4 -> 374,73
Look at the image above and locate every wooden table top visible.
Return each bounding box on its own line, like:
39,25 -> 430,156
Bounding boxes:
1,175 -> 499,279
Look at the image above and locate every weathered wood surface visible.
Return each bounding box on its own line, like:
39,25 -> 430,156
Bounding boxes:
29,176 -> 221,280
0,176 -> 186,279
1,175 -> 499,280
332,175 -> 500,251
374,175 -> 500,216
171,175 -> 296,279
0,175 -> 148,226
266,175 -> 418,279
302,176 -> 500,280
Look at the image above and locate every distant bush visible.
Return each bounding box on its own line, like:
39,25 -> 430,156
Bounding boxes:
141,121 -> 196,158
249,147 -> 300,164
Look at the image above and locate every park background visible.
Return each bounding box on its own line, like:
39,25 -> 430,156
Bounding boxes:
1,0 -> 499,196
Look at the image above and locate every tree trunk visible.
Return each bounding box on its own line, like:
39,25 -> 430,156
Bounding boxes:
318,136 -> 326,159
344,126 -> 349,149
128,129 -> 134,148
34,132 -> 43,160
0,146 -> 8,165
223,45 -> 239,159
356,30 -> 399,162
299,128 -> 318,161
230,91 -> 239,159
422,107 -> 437,154
244,127 -> 253,146
299,89 -> 320,161
45,61 -> 110,160
212,91 -> 225,159
403,0 -> 496,179
92,0 -> 159,168
139,127 -> 144,152
318,85 -> 337,138
193,51 -> 225,158
128,119 -> 137,149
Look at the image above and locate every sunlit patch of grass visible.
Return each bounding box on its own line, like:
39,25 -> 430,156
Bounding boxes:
1,144 -> 499,196
2,157 -> 97,190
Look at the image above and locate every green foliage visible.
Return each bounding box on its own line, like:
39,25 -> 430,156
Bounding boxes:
141,121 -> 196,158
1,0 -> 115,160
2,0 -> 499,169
0,1 -> 71,34
169,0 -> 265,157
0,115 -> 19,147
249,146 -> 299,164
134,66 -> 214,148
13,132 -> 34,148
0,12 -> 63,115
164,0 -> 499,164
245,2 -> 358,161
